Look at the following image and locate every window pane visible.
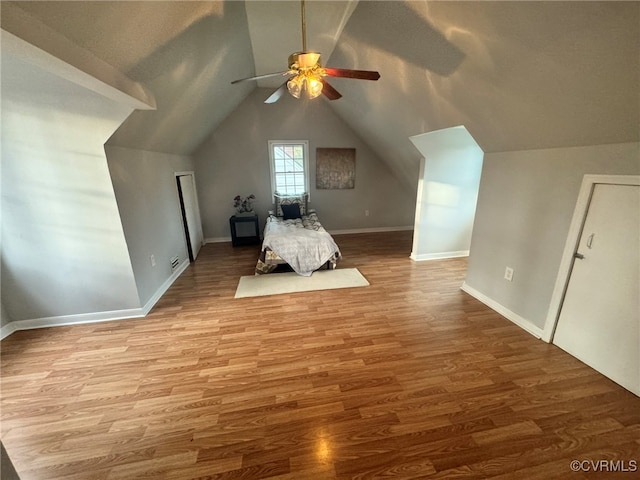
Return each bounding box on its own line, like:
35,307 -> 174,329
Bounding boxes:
293,172 -> 303,186
275,176 -> 287,190
271,142 -> 307,196
284,146 -> 293,159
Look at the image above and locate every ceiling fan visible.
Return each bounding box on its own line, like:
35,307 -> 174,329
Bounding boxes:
231,0 -> 380,103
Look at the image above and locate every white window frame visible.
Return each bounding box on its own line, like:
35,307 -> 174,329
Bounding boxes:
268,140 -> 310,199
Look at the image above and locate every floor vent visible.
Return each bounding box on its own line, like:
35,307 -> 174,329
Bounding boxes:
170,256 -> 180,271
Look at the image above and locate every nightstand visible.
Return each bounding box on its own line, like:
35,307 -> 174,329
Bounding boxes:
229,215 -> 260,246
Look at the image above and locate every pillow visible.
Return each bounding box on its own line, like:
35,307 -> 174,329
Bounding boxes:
274,192 -> 308,217
281,203 -> 302,220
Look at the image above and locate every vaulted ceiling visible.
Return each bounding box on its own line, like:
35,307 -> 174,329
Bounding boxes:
2,1 -> 638,188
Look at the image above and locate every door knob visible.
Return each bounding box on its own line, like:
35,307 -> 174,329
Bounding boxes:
574,252 -> 585,260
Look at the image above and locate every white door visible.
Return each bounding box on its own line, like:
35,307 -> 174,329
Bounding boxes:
177,174 -> 204,261
553,183 -> 639,395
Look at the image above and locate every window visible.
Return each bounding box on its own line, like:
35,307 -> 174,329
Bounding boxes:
268,140 -> 309,198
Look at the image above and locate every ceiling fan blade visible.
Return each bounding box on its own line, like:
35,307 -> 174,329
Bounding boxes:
264,81 -> 289,104
231,71 -> 289,84
321,79 -> 342,100
324,68 -> 381,81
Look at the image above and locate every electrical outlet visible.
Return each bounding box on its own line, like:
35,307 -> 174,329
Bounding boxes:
150,254 -> 156,267
365,209 -> 370,217
504,266 -> 514,282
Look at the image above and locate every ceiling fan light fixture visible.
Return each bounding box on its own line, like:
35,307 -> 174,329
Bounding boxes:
286,75 -> 304,99
287,71 -> 323,99
306,74 -> 324,98
231,0 -> 379,103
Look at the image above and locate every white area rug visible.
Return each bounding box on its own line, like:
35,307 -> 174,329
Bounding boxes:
234,268 -> 369,298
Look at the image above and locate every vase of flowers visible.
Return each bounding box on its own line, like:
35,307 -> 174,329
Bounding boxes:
233,194 -> 256,216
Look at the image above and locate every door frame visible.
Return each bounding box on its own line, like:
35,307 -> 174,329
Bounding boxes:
542,174 -> 640,342
174,171 -> 204,262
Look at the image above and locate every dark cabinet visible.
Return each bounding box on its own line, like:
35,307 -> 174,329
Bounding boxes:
229,215 -> 260,246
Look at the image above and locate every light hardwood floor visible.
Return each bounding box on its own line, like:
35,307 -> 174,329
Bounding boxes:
1,231 -> 639,479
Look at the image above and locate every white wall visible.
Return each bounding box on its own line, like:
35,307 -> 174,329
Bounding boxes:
106,146 -> 195,308
193,88 -> 416,241
409,126 -> 483,260
463,142 -> 640,335
1,32 -> 144,324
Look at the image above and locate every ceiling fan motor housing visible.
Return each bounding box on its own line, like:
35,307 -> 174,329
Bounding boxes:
288,52 -> 322,70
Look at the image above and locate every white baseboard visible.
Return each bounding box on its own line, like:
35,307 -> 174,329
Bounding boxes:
1,259 -> 191,340
460,282 -> 544,339
205,236 -> 231,244
0,322 -> 19,340
141,259 -> 190,314
1,307 -> 146,339
410,250 -> 469,261
330,225 -> 414,235
206,227 -> 413,243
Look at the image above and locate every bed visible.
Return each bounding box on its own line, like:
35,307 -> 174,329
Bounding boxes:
255,193 -> 341,276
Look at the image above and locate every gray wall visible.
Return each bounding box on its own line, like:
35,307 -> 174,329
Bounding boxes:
106,146 -> 194,308
1,304 -> 12,329
465,142 -> 640,330
1,35 -> 141,322
193,88 -> 416,241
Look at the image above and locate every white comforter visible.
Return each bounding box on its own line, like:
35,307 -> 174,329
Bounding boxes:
262,215 -> 340,276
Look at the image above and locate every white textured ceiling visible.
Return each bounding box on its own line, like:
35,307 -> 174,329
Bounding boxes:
2,1 -> 638,188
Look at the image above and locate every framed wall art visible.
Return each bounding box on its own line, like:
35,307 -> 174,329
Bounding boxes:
316,148 -> 356,189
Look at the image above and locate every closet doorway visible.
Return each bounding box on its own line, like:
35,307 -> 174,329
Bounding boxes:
176,172 -> 204,262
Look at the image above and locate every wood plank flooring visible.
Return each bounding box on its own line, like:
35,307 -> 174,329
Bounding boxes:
2,231 -> 639,479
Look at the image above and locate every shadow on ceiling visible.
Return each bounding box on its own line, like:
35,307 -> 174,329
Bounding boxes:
338,1 -> 465,77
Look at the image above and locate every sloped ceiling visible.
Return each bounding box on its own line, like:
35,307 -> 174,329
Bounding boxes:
3,1 -> 257,154
326,1 -> 640,186
3,1 -> 639,188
